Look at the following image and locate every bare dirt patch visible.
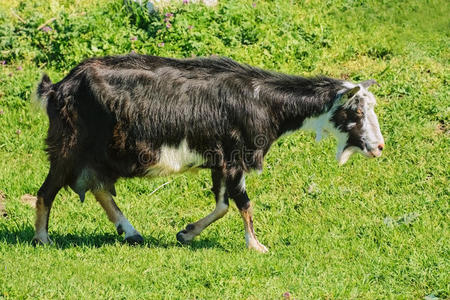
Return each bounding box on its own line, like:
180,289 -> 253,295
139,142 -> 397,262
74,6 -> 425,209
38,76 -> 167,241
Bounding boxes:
20,194 -> 37,208
436,121 -> 449,135
0,190 -> 7,218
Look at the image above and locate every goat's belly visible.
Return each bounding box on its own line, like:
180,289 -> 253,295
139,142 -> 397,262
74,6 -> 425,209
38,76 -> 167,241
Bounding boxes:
145,139 -> 205,177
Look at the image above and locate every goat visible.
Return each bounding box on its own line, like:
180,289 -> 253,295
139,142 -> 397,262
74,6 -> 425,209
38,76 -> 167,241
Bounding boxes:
34,54 -> 384,252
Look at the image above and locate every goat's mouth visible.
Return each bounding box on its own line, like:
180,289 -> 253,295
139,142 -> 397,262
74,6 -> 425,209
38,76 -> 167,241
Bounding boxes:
367,148 -> 382,158
364,143 -> 383,158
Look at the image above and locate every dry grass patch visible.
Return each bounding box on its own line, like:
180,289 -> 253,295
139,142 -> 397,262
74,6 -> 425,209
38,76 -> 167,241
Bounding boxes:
20,194 -> 37,208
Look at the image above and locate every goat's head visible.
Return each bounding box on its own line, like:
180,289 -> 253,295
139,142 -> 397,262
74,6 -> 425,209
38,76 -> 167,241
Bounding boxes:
330,79 -> 384,165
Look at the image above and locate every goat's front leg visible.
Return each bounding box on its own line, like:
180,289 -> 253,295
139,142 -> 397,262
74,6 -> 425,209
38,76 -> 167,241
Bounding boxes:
176,169 -> 229,243
92,189 -> 143,245
227,171 -> 268,253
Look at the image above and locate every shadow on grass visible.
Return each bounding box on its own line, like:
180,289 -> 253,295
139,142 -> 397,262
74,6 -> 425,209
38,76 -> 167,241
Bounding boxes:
0,223 -> 227,251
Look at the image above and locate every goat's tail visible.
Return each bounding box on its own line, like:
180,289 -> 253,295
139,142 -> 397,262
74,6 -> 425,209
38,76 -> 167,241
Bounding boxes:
35,73 -> 54,112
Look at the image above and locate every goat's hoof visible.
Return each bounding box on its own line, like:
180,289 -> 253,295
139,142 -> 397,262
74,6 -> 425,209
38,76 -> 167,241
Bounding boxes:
124,234 -> 144,245
248,241 -> 268,253
32,236 -> 52,246
176,230 -> 191,244
32,238 -> 43,247
116,224 -> 124,236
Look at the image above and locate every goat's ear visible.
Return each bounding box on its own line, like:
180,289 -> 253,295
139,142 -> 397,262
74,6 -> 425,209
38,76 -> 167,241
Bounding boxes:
360,79 -> 378,89
341,86 -> 360,101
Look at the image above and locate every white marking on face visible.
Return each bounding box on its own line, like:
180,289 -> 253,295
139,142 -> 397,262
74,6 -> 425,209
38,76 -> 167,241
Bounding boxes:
146,139 -> 204,177
339,84 -> 384,160
301,82 -> 384,164
346,87 -> 384,157
362,108 -> 384,155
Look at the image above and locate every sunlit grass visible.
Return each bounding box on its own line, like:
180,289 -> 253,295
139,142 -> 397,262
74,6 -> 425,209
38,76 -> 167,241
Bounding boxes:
0,0 -> 448,298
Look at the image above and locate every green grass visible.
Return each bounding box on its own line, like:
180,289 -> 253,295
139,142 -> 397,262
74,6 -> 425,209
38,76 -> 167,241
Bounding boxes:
0,0 -> 449,298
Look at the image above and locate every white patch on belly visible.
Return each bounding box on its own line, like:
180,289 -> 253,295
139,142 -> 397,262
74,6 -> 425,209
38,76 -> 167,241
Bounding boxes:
146,139 -> 204,177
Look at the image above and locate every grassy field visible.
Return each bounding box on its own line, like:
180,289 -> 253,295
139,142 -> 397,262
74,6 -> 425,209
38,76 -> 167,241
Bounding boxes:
0,0 -> 448,298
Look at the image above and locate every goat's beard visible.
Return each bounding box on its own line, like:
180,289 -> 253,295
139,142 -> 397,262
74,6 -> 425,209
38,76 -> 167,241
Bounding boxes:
337,147 -> 359,165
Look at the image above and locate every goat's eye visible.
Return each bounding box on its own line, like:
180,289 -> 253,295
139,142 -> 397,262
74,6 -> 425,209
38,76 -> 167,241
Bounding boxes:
356,108 -> 363,116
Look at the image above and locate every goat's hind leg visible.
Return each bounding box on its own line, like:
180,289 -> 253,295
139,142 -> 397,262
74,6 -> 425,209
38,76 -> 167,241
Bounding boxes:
92,189 -> 143,245
32,173 -> 63,245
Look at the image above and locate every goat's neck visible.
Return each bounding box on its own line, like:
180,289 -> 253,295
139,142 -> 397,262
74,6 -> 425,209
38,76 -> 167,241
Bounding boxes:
272,92 -> 339,140
298,110 -> 336,142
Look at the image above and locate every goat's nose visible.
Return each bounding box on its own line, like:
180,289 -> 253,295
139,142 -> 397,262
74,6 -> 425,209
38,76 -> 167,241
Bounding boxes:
378,143 -> 384,151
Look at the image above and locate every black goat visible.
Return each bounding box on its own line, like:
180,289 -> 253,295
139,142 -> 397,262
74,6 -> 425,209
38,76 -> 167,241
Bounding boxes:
34,54 -> 384,252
